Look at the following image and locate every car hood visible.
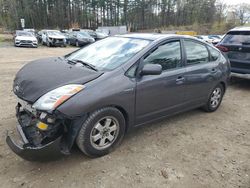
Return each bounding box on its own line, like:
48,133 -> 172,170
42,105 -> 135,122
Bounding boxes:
16,36 -> 37,41
13,57 -> 103,103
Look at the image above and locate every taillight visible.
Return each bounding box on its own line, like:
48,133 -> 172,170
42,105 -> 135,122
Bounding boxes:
215,45 -> 229,52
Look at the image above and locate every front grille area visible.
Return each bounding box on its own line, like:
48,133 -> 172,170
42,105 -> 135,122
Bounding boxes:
52,39 -> 64,43
20,40 -> 32,44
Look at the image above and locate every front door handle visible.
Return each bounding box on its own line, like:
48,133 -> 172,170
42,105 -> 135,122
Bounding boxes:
211,68 -> 218,73
176,76 -> 185,84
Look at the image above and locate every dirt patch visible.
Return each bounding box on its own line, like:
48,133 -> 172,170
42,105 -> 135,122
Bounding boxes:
0,45 -> 249,188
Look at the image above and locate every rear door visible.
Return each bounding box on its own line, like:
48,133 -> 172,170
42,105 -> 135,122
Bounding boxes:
220,31 -> 250,73
182,39 -> 221,105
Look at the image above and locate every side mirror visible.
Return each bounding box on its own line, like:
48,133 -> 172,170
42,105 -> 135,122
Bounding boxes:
140,64 -> 162,76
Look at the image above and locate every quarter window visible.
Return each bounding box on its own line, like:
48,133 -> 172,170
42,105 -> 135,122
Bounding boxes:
184,40 -> 209,65
143,41 -> 182,71
208,46 -> 220,61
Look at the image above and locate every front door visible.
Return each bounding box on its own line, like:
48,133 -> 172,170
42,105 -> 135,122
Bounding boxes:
135,40 -> 187,125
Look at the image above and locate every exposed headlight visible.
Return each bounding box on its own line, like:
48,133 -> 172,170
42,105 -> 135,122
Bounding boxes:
32,84 -> 85,111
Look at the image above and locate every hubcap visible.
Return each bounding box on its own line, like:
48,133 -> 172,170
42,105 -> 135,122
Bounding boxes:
210,87 -> 222,108
90,116 -> 119,150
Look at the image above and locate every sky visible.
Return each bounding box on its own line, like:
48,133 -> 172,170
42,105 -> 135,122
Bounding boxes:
224,0 -> 250,5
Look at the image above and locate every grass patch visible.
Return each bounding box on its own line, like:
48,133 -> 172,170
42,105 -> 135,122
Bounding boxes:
0,34 -> 13,42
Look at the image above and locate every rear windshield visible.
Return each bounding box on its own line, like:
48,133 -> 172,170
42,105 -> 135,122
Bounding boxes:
221,31 -> 250,45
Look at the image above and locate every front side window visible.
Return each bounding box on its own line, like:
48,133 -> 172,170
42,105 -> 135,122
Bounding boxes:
143,41 -> 182,71
67,37 -> 151,71
184,40 -> 209,65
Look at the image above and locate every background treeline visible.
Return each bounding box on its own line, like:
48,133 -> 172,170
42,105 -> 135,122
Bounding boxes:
0,0 -> 249,34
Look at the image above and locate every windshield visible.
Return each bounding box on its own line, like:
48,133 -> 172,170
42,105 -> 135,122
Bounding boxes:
78,32 -> 91,38
67,37 -> 151,70
17,32 -> 33,36
47,31 -> 62,36
222,31 -> 250,45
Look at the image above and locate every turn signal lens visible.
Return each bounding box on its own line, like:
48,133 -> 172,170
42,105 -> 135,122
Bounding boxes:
37,122 -> 48,131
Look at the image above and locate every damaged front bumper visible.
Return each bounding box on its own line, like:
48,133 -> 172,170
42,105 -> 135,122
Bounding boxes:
6,126 -> 63,161
6,98 -> 85,161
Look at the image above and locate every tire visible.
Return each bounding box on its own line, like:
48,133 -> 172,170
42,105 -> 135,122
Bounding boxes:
203,84 -> 224,112
76,107 -> 126,157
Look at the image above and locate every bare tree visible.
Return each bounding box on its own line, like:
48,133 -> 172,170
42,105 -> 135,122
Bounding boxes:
233,3 -> 250,25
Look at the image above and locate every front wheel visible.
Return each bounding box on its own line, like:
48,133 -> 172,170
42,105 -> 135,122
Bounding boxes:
203,84 -> 224,112
76,107 -> 126,157
46,40 -> 51,47
76,40 -> 79,47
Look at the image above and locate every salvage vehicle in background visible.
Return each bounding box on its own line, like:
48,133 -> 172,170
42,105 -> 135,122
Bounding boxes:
41,30 -> 67,47
6,34 -> 230,161
68,31 -> 95,47
14,30 -> 38,48
216,27 -> 250,76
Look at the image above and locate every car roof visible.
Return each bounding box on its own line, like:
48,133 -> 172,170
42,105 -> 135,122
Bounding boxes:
229,27 -> 250,32
116,33 -> 196,41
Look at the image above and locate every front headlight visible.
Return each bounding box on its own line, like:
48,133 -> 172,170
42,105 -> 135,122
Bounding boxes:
32,84 -> 85,111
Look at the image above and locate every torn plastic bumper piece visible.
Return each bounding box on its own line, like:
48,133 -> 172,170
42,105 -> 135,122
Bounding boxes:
6,124 -> 63,161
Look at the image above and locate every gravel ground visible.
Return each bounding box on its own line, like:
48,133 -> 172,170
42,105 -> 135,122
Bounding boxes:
0,44 -> 249,188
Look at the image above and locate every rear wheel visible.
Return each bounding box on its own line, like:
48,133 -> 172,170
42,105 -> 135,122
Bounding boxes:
203,84 -> 224,112
76,107 -> 126,157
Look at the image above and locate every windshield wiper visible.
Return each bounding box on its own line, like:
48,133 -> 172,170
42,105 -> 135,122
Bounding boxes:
68,59 -> 98,71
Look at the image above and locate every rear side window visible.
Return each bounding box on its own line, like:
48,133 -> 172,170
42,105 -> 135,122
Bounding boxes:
143,41 -> 182,71
208,46 -> 220,61
222,31 -> 250,45
184,40 -> 209,65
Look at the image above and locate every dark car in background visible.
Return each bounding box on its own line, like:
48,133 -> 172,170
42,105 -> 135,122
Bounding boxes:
68,31 -> 95,46
216,27 -> 250,76
82,29 -> 97,39
6,34 -> 230,161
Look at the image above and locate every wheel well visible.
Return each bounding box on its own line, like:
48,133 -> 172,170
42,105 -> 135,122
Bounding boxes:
113,105 -> 129,133
220,81 -> 226,92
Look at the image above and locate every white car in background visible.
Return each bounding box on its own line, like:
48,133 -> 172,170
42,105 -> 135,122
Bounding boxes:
195,35 -> 214,44
14,30 -> 38,48
41,30 -> 67,47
